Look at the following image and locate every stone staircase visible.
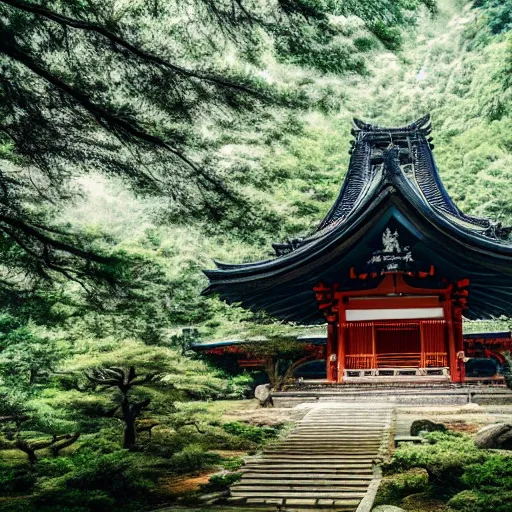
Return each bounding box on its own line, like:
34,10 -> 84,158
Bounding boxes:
228,404 -> 393,510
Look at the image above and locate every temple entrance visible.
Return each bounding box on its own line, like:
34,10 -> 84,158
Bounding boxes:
340,313 -> 452,382
375,323 -> 421,368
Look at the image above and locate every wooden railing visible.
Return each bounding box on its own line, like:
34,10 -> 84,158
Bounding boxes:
376,353 -> 421,368
345,355 -> 374,369
424,352 -> 448,367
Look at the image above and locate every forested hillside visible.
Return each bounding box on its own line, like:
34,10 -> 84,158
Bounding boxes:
0,1 -> 511,511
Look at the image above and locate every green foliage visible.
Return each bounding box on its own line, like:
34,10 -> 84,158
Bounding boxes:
5,1 -> 512,511
382,430 -> 512,511
221,456 -> 245,471
384,432 -> 487,490
0,322 -> 63,385
222,421 -> 280,445
374,469 -> 430,506
0,464 -> 36,495
473,0 -> 512,34
166,445 -> 221,474
461,456 -> 512,493
203,471 -> 242,491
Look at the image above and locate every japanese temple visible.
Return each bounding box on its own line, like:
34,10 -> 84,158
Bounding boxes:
203,115 -> 512,384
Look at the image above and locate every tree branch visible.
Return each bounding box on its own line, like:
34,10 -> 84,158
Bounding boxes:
0,0 -> 263,98
0,213 -> 113,264
1,40 -> 235,197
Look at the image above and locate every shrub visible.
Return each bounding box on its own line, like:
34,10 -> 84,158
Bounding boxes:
62,451 -> 153,498
0,500 -> 32,512
0,464 -> 36,495
35,457 -> 75,478
203,472 -> 242,491
374,469 -> 430,506
167,445 -> 221,474
384,432 -> 488,492
221,456 -> 245,471
222,421 -> 280,444
34,488 -> 115,512
461,455 -> 512,492
448,489 -> 512,512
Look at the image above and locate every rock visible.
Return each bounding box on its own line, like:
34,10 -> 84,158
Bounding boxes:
475,423 -> 512,449
254,384 -> 273,407
372,506 -> 406,512
410,419 -> 447,436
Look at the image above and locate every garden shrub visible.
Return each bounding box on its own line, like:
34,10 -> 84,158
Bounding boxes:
222,421 -> 280,444
448,489 -> 512,512
35,457 -> 75,478
384,432 -> 488,492
0,464 -> 36,494
0,500 -> 32,512
461,455 -> 512,492
221,456 -> 245,471
202,472 -> 242,491
62,451 -> 153,498
374,469 -> 430,506
167,445 -> 221,473
34,488 -> 115,512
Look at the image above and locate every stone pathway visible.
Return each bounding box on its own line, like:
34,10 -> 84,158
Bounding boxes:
228,404 -> 394,510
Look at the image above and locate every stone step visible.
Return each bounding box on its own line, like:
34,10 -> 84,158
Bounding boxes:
228,403 -> 393,509
261,454 -> 378,460
230,491 -> 366,499
234,480 -> 370,487
277,440 -> 382,445
241,468 -> 374,475
232,486 -> 368,493
286,434 -> 384,438
245,463 -> 374,470
262,448 -> 378,454
228,496 -> 361,509
241,474 -> 373,481
263,451 -> 380,456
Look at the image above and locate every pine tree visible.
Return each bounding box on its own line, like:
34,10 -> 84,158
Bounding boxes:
0,0 -> 435,291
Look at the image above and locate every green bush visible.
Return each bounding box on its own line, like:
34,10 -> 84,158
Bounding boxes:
167,445 -> 221,474
221,456 -> 245,471
461,455 -> 512,492
35,457 -> 75,478
448,489 -> 512,512
222,421 -> 280,444
0,500 -> 32,512
62,451 -> 153,498
374,469 -> 430,506
384,432 -> 488,491
34,489 -> 115,512
0,464 -> 36,495
203,472 -> 242,491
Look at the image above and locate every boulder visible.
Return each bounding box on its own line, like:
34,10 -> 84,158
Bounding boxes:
475,423 -> 512,449
410,419 -> 446,436
372,506 -> 406,512
254,384 -> 273,407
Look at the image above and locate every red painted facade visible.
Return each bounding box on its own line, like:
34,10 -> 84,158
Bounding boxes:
314,272 -> 468,383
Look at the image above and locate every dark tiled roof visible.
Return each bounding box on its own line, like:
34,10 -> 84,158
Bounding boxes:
203,116 -> 512,323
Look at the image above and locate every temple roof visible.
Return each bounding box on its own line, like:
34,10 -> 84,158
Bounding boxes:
203,116 -> 512,323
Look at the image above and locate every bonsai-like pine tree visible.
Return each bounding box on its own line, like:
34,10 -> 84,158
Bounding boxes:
86,366 -> 155,449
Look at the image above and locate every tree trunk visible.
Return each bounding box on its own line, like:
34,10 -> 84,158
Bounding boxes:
124,421 -> 136,449
16,440 -> 37,467
121,398 -> 136,449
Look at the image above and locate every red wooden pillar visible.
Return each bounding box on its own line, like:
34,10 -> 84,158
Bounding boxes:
444,297 -> 459,382
371,323 -> 377,369
326,323 -> 338,382
337,300 -> 347,383
453,306 -> 465,382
